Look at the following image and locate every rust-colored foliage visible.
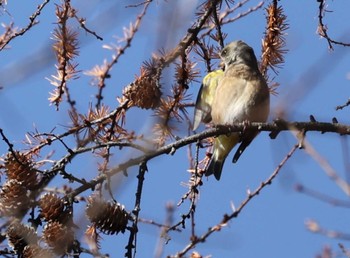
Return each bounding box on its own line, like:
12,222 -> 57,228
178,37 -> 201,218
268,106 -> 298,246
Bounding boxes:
260,1 -> 288,77
48,2 -> 80,108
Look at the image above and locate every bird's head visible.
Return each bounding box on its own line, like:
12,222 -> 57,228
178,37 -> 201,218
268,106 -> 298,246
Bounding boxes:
220,40 -> 258,69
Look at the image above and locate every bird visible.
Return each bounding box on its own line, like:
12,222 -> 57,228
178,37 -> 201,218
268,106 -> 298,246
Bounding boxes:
193,40 -> 270,180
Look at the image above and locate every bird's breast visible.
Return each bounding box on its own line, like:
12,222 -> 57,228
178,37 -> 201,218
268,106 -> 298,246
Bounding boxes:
211,76 -> 269,125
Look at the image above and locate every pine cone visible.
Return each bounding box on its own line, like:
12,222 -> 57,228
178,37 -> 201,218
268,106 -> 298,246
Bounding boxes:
86,196 -> 129,235
4,151 -> 38,190
43,221 -> 74,255
0,179 -> 30,217
39,193 -> 65,222
122,75 -> 161,109
6,222 -> 38,254
23,245 -> 53,258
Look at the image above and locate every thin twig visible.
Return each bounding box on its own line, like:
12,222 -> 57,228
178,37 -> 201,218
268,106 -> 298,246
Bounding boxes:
339,243 -> 350,258
295,184 -> 350,208
336,98 -> 350,110
0,0 -> 51,51
153,203 -> 176,258
73,14 -> 103,41
212,6 -> 225,48
94,1 -> 152,109
306,219 -> 350,240
28,100 -> 130,155
200,0 -> 264,38
125,0 -> 152,8
125,162 -> 148,258
173,144 -> 299,257
302,136 -> 350,196
317,0 -> 350,49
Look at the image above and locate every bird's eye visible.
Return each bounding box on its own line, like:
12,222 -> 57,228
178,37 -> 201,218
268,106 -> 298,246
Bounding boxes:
221,49 -> 227,56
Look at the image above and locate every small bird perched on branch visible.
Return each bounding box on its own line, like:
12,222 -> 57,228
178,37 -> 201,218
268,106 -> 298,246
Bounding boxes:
193,40 -> 270,180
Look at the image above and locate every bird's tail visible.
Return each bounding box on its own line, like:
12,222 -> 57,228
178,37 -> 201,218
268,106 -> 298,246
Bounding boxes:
205,133 -> 239,180
232,130 -> 259,163
206,157 -> 225,180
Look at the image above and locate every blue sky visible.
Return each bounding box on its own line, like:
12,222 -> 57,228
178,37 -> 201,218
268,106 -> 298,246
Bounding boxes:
1,0 -> 350,257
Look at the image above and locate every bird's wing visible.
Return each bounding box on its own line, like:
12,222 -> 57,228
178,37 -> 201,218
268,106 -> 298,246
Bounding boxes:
193,70 -> 224,130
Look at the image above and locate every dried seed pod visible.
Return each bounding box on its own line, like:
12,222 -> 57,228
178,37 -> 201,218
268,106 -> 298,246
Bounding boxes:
4,151 -> 38,190
6,222 -> 38,254
0,179 -> 30,217
86,196 -> 129,235
43,221 -> 74,255
39,193 -> 65,222
122,73 -> 161,109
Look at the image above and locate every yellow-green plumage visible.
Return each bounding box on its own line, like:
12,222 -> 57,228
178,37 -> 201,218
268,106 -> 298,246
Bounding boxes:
193,70 -> 224,131
206,134 -> 240,180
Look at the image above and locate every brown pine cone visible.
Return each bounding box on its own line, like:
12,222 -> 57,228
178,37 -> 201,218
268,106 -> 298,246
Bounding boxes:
4,152 -> 38,190
122,73 -> 161,109
0,179 -> 30,217
42,221 -> 74,255
6,222 -> 38,254
86,196 -> 129,235
23,245 -> 53,258
39,193 -> 65,222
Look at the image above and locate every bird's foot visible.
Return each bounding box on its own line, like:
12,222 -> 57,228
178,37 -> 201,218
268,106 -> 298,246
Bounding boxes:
241,120 -> 252,136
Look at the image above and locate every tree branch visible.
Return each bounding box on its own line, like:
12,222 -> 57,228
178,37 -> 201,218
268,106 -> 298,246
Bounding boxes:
64,120 -> 350,200
172,143 -> 299,257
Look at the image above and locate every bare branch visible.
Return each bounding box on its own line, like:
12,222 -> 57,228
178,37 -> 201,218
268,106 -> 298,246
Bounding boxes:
0,0 -> 50,51
61,119 -> 350,202
317,0 -> 350,49
173,144 -> 299,257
